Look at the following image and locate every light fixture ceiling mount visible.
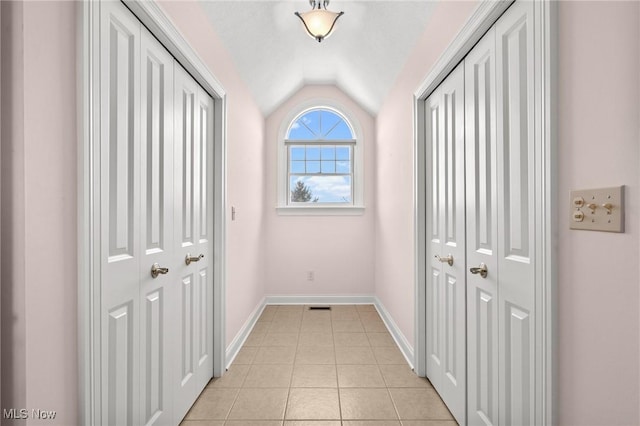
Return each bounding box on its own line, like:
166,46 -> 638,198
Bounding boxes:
295,0 -> 344,43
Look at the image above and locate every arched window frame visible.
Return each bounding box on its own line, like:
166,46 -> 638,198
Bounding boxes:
276,99 -> 364,215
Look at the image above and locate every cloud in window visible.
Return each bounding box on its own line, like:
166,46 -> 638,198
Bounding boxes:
301,175 -> 352,202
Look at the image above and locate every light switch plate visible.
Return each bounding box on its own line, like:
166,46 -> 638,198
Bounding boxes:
569,186 -> 624,232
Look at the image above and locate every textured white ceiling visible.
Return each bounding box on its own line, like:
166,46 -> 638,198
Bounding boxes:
199,1 -> 435,115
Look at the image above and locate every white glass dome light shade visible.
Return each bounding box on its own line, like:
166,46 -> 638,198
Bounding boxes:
295,3 -> 344,42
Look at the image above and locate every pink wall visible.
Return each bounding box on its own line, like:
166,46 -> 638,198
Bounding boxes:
1,1 -> 29,420
1,1 -> 266,423
264,85 -> 376,297
375,0 -> 478,349
375,1 -> 640,424
156,1 -> 267,347
556,2 -> 639,424
1,2 -> 78,424
3,0 -> 638,424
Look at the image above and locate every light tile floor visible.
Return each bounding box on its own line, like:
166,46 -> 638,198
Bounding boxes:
181,304 -> 457,426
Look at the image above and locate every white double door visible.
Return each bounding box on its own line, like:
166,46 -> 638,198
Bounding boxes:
100,1 -> 214,425
426,1 -> 536,425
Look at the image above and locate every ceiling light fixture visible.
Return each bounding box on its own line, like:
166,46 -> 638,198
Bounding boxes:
295,0 -> 344,43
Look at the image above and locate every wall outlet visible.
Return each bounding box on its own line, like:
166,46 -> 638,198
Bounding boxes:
306,271 -> 314,281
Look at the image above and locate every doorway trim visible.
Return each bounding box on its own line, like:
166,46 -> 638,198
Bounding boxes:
77,1 -> 227,424
413,0 -> 557,424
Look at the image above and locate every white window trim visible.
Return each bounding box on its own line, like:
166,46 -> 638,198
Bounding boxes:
277,98 -> 364,215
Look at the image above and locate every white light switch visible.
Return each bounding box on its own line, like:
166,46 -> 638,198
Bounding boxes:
569,186 -> 624,233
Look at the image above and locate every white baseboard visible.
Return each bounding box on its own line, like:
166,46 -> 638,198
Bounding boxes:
224,298 -> 266,369
264,294 -> 376,305
224,294 -> 415,371
373,297 -> 415,369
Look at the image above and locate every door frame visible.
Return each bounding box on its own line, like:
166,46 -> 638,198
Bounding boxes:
413,0 -> 557,424
77,1 -> 227,424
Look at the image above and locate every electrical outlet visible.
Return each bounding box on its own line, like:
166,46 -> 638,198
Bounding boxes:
307,271 -> 314,281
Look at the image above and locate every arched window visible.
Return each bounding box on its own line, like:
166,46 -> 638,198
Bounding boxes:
278,104 -> 364,214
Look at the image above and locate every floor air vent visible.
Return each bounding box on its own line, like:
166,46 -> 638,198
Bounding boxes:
308,306 -> 331,310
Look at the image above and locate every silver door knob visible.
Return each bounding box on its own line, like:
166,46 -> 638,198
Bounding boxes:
435,254 -> 454,266
151,263 -> 169,278
470,263 -> 488,278
185,253 -> 204,265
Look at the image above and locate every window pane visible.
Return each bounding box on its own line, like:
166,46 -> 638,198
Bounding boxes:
336,161 -> 350,173
307,161 -> 320,173
321,146 -> 335,160
288,110 -> 321,139
326,120 -> 353,139
336,146 -> 350,160
320,111 -> 341,137
321,161 -> 335,173
290,146 -> 305,161
303,175 -> 352,203
291,161 -> 305,173
306,147 -> 320,160
290,176 -> 319,203
288,108 -> 354,140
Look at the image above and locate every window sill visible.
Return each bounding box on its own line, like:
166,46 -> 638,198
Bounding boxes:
276,205 -> 365,216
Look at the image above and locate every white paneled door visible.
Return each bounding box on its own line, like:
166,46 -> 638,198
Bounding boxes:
100,3 -> 142,423
426,2 -> 537,425
466,2 -> 536,425
465,26 -> 499,426
100,2 -> 214,425
425,61 -> 467,425
173,63 -> 215,422
494,2 -> 536,424
139,26 -> 175,426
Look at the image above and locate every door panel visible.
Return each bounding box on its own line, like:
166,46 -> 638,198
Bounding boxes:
496,2 -> 535,425
180,274 -> 194,385
425,61 -> 466,425
429,267 -> 441,369
101,4 -> 214,424
173,65 -> 214,421
139,25 -> 174,426
174,65 -> 199,418
107,303 -> 134,426
100,2 -> 141,424
143,290 -> 163,423
426,96 -> 442,381
194,90 -> 214,392
465,27 -> 499,426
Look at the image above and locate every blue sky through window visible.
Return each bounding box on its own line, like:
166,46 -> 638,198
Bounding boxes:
288,109 -> 354,140
287,108 -> 355,204
290,175 -> 352,203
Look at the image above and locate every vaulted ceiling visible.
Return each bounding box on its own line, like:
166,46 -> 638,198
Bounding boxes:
199,1 -> 436,115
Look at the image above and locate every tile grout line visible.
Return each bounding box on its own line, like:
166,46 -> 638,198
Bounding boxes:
331,306 -> 344,425
282,305 -> 302,423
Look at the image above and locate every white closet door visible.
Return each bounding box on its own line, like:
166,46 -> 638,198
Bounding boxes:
100,2 -> 141,424
495,1 -> 536,425
465,27 -> 499,426
173,64 -> 214,422
193,87 -> 215,394
425,61 -> 467,425
139,25 -> 175,426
